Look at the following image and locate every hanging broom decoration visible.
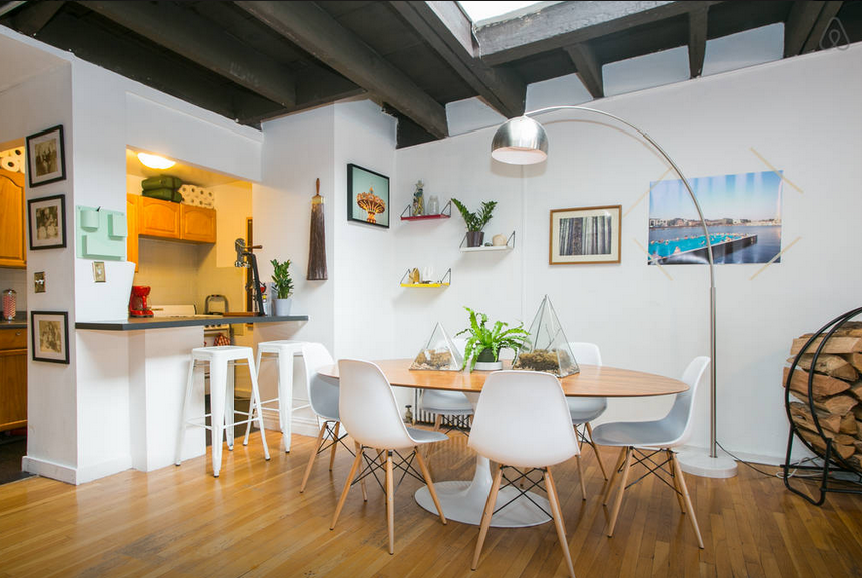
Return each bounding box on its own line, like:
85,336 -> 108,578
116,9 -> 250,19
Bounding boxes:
307,178 -> 328,280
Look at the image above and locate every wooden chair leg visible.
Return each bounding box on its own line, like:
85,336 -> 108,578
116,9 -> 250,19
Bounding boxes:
671,452 -> 704,549
329,422 -> 340,471
357,442 -> 368,502
586,422 -> 608,480
433,414 -> 442,432
415,448 -> 446,525
603,447 -> 627,505
545,468 -> 576,578
472,465 -> 504,571
300,421 -> 327,493
607,447 -> 632,537
330,444 -> 364,530
667,449 -> 686,514
575,455 -> 587,500
385,451 -> 395,555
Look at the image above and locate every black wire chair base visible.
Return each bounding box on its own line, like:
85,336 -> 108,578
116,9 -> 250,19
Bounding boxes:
313,421 -> 354,458
350,447 -> 427,495
433,414 -> 471,436
495,466 -> 552,519
615,448 -> 685,499
783,425 -> 862,506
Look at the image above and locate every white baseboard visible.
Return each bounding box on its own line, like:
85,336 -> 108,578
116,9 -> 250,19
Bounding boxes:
261,414 -> 321,438
22,456 -> 79,485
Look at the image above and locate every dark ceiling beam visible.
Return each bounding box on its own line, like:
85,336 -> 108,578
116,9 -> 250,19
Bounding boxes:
40,9 -> 282,125
79,0 -> 296,107
11,1 -> 64,36
688,5 -> 709,78
784,1 -> 828,57
236,0 -> 448,140
801,1 -> 844,53
477,1 -> 724,65
563,42 -> 603,99
389,1 -> 525,118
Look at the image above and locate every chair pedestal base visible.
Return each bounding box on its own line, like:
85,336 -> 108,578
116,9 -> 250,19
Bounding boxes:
676,448 -> 737,478
414,456 -> 551,528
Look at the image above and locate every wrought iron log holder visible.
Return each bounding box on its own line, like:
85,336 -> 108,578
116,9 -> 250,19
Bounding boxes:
783,306 -> 862,505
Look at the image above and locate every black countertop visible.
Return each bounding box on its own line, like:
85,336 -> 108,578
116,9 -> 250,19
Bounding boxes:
0,314 -> 27,329
75,314 -> 308,331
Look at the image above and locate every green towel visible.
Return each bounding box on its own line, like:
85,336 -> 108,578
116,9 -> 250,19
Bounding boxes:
141,175 -> 182,191
142,188 -> 183,203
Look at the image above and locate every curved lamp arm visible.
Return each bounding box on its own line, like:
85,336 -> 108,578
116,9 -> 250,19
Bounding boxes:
522,105 -> 719,459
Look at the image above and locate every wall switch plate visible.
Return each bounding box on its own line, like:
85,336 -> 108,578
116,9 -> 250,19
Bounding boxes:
34,272 -> 46,293
92,261 -> 106,283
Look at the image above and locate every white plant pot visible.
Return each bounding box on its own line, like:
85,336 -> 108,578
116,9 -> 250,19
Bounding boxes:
274,298 -> 292,316
473,360 -> 503,371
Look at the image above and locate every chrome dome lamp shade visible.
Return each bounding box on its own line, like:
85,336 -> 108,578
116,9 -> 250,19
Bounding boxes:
491,116 -> 548,165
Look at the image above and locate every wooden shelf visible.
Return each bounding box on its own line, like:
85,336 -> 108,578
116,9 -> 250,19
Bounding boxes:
400,267 -> 451,288
459,231 -> 515,252
400,282 -> 450,288
400,199 -> 451,221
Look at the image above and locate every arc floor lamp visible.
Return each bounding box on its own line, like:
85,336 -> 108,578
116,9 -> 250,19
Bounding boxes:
491,106 -> 737,478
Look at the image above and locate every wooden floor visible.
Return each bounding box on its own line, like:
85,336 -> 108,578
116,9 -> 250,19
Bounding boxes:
1,432 -> 861,578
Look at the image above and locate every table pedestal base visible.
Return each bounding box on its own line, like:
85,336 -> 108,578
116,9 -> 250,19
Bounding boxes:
415,482 -> 550,527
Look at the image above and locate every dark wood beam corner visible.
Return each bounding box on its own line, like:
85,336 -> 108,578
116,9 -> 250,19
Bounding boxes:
79,0 -> 296,107
11,1 -> 65,36
688,6 -> 708,78
236,0 -> 448,140
784,1 -> 827,57
801,1 -> 844,53
564,42 -> 603,99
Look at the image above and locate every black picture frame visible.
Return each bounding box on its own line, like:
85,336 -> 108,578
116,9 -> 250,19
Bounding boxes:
28,194 -> 67,250
26,125 -> 66,187
347,163 -> 390,228
31,311 -> 70,364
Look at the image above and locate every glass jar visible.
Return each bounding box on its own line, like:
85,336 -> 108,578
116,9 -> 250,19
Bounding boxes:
2,289 -> 16,320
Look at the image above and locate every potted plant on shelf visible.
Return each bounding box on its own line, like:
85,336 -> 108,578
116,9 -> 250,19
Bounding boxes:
451,198 -> 497,247
457,306 -> 529,371
270,258 -> 294,316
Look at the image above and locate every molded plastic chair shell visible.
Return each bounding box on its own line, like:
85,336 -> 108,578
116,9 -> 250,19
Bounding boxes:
591,356 -> 710,448
468,370 -> 579,469
303,342 -> 338,421
567,342 -> 607,424
338,359 -> 446,450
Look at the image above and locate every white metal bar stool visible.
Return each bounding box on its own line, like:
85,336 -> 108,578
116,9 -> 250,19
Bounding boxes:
175,345 -> 270,477
243,340 -> 311,452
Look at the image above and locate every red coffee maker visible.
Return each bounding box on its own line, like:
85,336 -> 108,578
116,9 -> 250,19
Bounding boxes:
129,285 -> 154,317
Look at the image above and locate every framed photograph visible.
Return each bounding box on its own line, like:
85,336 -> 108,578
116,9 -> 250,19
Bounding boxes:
550,205 -> 621,265
31,311 -> 70,364
347,163 -> 390,228
26,125 -> 66,187
28,194 -> 66,250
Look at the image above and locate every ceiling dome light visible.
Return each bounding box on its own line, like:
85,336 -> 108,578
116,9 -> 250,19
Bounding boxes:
137,152 -> 176,170
491,116 -> 548,165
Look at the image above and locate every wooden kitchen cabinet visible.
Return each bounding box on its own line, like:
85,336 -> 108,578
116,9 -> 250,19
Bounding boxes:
0,328 -> 27,433
180,204 -> 216,243
126,194 -> 139,271
0,169 -> 26,269
139,196 -> 181,239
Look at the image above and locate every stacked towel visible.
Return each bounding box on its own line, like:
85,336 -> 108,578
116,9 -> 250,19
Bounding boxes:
142,175 -> 183,203
179,184 -> 215,208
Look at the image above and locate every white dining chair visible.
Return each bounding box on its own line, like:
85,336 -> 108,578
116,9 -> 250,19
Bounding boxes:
419,337 -> 472,431
567,342 -> 609,498
299,343 -> 351,493
468,370 -> 580,578
591,356 -> 710,549
331,359 -> 448,555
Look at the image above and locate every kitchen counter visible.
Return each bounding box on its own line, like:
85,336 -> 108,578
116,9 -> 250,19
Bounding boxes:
75,313 -> 308,331
0,315 -> 27,329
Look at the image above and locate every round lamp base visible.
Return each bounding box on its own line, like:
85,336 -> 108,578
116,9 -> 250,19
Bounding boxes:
677,449 -> 738,478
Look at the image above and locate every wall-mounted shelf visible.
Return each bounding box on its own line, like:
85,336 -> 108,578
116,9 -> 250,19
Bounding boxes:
459,231 -> 515,252
400,199 -> 451,221
400,268 -> 451,288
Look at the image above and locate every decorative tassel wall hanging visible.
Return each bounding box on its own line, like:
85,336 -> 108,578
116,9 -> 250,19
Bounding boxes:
307,178 -> 328,280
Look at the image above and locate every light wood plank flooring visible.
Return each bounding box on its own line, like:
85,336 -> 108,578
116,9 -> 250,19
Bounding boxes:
1,432 -> 861,577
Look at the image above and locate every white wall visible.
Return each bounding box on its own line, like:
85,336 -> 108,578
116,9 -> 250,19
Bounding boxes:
395,44 -> 862,463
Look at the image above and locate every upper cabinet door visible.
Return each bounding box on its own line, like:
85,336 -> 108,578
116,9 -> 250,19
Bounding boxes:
180,205 -> 216,243
0,170 -> 26,268
139,196 -> 180,239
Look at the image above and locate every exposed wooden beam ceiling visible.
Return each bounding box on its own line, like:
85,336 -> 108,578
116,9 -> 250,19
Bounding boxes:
236,0 -> 449,139
477,1 -> 723,65
688,5 -> 709,78
10,0 -> 63,35
389,0 -> 526,118
79,0 -> 296,107
564,42 -> 603,99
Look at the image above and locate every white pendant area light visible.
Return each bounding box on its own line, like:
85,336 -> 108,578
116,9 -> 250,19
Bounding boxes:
137,152 -> 176,170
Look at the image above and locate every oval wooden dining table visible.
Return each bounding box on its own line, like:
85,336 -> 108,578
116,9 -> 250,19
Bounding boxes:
318,359 -> 687,528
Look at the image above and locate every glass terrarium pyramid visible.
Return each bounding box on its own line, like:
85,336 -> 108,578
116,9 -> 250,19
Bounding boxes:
513,295 -> 579,377
410,322 -> 463,371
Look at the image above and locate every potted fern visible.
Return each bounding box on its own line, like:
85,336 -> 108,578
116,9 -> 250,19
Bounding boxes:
270,258 -> 294,316
456,306 -> 530,371
451,199 -> 497,247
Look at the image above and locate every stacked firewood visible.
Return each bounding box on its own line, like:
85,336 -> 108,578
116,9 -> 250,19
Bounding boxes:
785,322 -> 862,470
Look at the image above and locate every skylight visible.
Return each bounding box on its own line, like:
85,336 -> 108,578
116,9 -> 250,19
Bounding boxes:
458,1 -> 545,24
